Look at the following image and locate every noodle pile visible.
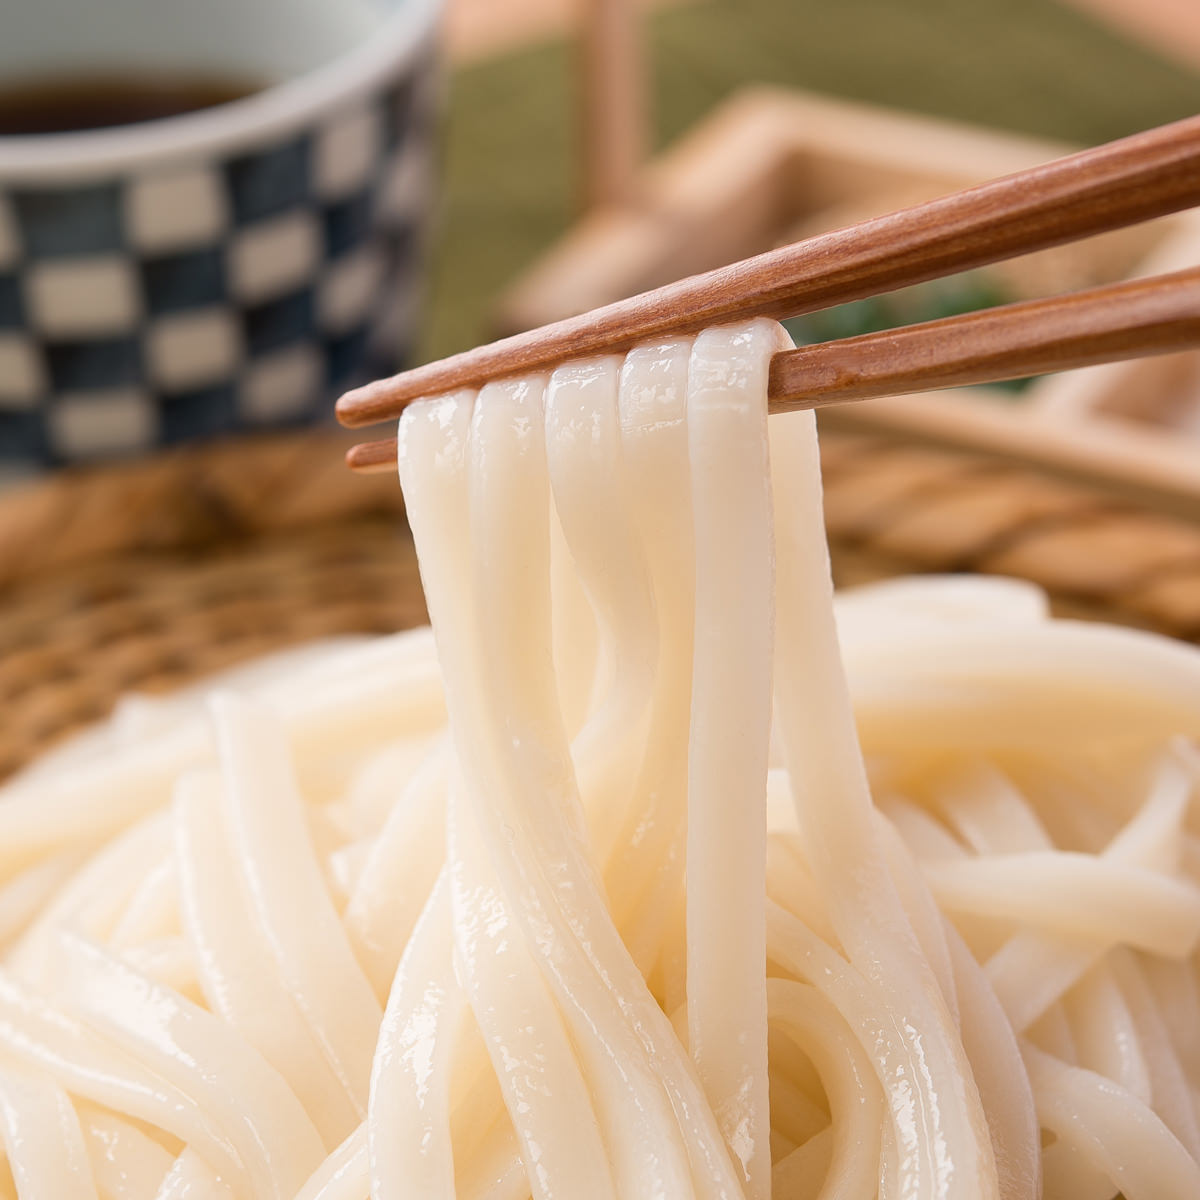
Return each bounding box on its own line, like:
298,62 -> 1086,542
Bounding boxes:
0,320 -> 1199,1199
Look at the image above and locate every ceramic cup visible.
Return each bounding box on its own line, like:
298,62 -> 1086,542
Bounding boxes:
0,0 -> 441,476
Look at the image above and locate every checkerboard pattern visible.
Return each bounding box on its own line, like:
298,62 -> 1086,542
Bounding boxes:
0,59 -> 437,474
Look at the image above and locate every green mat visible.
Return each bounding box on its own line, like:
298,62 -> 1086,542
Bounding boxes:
419,0 -> 1200,363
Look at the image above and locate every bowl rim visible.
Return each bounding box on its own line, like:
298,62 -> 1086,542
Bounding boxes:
0,0 -> 442,183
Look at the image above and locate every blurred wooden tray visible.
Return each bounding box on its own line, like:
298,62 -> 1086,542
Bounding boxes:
1028,215 -> 1200,439
497,86 -> 1190,330
498,85 -> 1200,515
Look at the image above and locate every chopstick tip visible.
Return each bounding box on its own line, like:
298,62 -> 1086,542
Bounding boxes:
335,382 -> 377,429
346,437 -> 399,475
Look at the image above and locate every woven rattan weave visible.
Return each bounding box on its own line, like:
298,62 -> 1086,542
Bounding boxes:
2,426 -> 1197,779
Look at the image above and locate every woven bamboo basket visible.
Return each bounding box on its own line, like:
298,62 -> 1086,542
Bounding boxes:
2,416 -> 1199,782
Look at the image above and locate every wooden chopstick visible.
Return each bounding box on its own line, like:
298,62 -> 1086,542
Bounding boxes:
338,112 -> 1200,443
580,0 -> 645,211
344,265 -> 1200,474
768,265 -> 1200,408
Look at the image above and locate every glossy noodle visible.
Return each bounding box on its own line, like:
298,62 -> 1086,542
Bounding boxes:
0,321 -> 1199,1199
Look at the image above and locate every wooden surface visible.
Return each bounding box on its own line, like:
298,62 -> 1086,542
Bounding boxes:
447,0 -> 681,64
822,391 -> 1200,523
1062,0 -> 1200,70
580,0 -> 646,210
0,520 -> 424,781
1029,210 -> 1200,434
446,0 -> 1200,75
818,428 -> 1200,637
0,429 -> 403,588
481,83 -> 1200,510
338,114 -> 1200,434
491,86 -> 1160,342
424,0 -> 1200,366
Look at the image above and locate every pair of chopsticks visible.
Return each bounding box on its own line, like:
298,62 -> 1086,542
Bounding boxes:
339,114 -> 1200,474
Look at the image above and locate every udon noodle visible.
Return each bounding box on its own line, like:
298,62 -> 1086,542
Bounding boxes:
0,320 -> 1199,1199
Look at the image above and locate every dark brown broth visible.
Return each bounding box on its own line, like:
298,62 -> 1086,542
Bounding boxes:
0,74 -> 263,135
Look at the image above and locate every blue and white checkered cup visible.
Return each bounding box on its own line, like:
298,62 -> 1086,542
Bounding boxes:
0,0 -> 441,476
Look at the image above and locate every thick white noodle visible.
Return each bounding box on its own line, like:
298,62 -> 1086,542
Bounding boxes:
1141,951 -> 1200,1083
0,1066 -> 98,1198
294,1125 -> 368,1200
872,800 -> 1038,1199
987,775 -> 1194,1031
923,853 -> 1200,956
1024,1041 -> 1200,1199
766,978 -> 883,1198
1063,963 -> 1152,1105
406,372 -> 699,1197
875,815 -> 960,1028
844,621 -> 1200,755
336,731 -> 442,839
1110,949 -> 1200,1159
210,693 -> 382,1114
13,812 -> 171,981
368,877 -> 463,1198
544,357 -> 657,873
0,850 -> 86,951
684,324 -> 775,1199
942,925 -> 1040,1199
344,741 -> 447,999
48,930 -> 324,1198
3,325 -> 1200,1198
770,1126 -> 833,1200
448,782 -> 616,1200
766,1070 -> 827,1147
770,395 -> 997,1196
109,854 -> 179,947
174,772 -> 361,1147
605,339 -> 694,971
154,1149 -> 235,1200
79,1104 -> 175,1197
0,970 -> 246,1185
